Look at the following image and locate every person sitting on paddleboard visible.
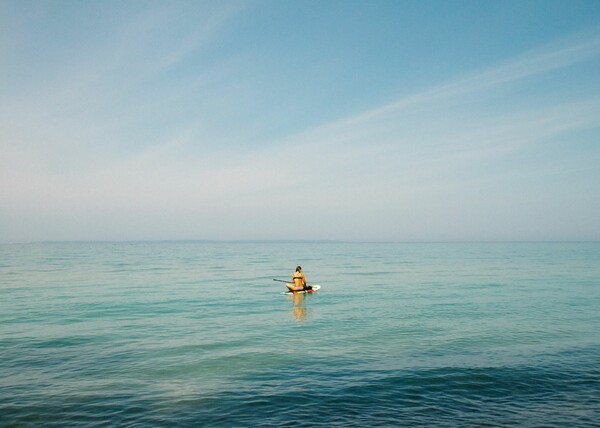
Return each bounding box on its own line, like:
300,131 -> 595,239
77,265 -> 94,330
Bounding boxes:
286,266 -> 312,292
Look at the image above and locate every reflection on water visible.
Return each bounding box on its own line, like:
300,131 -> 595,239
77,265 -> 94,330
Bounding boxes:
289,293 -> 306,321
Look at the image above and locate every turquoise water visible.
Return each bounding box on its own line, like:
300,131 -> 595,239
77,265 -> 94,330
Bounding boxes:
1,242 -> 599,426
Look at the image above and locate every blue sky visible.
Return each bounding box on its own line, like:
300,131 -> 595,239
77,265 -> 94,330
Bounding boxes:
1,0 -> 600,242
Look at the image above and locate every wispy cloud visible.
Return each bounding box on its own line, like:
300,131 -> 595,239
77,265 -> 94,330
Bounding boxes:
300,30 -> 600,143
0,3 -> 247,168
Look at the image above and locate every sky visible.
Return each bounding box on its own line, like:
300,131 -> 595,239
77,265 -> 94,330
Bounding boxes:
1,0 -> 600,242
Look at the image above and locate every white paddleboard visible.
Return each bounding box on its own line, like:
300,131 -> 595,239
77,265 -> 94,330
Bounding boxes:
280,285 -> 321,295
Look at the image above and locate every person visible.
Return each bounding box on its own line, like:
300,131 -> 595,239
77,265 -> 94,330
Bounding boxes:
286,266 -> 312,292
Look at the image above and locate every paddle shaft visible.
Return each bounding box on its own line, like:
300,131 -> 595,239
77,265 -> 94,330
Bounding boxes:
273,278 -> 310,285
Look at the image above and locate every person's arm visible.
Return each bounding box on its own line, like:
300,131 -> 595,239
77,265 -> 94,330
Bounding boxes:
302,274 -> 307,287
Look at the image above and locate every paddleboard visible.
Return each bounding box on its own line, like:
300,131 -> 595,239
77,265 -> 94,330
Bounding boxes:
280,285 -> 321,295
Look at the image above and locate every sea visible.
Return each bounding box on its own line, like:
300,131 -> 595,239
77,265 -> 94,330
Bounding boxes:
1,241 -> 599,427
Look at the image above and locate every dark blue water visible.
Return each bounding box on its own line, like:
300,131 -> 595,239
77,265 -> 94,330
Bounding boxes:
1,242 -> 599,426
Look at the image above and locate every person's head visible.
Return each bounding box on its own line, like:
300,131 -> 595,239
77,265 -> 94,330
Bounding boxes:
296,266 -> 302,272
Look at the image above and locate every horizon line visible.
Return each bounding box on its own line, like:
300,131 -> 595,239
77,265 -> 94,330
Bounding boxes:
2,239 -> 599,245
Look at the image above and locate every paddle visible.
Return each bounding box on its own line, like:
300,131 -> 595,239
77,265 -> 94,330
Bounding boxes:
273,278 -> 314,291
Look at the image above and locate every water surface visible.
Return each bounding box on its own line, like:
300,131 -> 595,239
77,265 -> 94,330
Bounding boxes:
1,242 -> 599,426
